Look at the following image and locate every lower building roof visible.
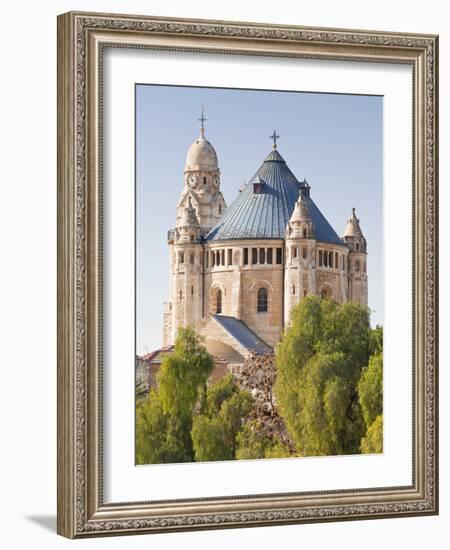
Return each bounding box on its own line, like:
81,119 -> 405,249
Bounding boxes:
212,315 -> 273,355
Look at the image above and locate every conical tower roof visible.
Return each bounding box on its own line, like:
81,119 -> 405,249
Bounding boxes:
178,197 -> 200,227
289,193 -> 312,224
344,208 -> 364,238
207,147 -> 341,244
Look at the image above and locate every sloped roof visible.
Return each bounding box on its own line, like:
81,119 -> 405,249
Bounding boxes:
140,345 -> 174,364
212,315 -> 272,355
206,148 -> 342,245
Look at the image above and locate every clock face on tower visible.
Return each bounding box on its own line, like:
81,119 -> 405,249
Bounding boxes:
187,174 -> 198,188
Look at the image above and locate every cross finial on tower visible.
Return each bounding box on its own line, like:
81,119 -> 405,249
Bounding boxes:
198,106 -> 207,136
270,130 -> 280,149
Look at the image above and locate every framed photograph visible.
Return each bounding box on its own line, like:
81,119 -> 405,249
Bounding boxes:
57,11 -> 439,538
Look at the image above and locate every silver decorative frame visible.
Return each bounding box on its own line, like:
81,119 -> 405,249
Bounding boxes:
57,11 -> 439,538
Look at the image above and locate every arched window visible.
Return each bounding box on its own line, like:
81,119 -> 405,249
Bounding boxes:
356,242 -> 360,251
211,288 -> 222,314
219,204 -> 222,214
329,252 -> 333,268
257,287 -> 268,312
320,286 -> 332,299
292,285 -> 296,295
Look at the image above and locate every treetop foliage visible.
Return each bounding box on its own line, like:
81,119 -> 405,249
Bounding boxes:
136,298 -> 383,464
275,296 -> 381,457
192,374 -> 252,462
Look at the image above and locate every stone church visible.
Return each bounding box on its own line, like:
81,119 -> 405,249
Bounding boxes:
150,117 -> 368,377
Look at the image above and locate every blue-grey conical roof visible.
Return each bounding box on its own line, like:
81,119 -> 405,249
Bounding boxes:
206,148 -> 342,244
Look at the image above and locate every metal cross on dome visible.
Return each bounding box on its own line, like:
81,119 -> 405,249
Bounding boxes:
270,130 -> 280,148
198,106 -> 207,131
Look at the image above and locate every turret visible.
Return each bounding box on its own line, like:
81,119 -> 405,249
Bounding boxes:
175,197 -> 201,243
343,208 -> 368,305
286,184 -> 315,240
284,185 -> 317,324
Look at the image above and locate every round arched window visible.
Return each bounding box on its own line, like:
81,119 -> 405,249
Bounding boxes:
257,287 -> 268,312
320,286 -> 332,299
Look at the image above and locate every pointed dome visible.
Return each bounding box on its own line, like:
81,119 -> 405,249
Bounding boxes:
344,208 -> 364,238
185,128 -> 218,171
207,147 -> 342,244
178,197 -> 200,227
290,194 -> 312,224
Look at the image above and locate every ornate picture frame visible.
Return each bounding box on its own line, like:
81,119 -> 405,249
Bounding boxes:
57,11 -> 438,538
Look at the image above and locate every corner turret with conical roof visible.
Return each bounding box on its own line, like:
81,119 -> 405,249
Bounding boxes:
284,184 -> 318,322
343,208 -> 368,305
287,188 -> 315,240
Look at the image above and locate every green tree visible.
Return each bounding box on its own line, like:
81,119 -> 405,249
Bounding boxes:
235,421 -> 292,460
360,414 -> 383,453
136,390 -> 193,464
358,352 -> 383,428
358,351 -> 383,453
274,296 -> 372,456
191,374 -> 252,462
136,327 -> 213,464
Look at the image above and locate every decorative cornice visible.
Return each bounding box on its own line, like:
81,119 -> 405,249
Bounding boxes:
78,15 -> 435,49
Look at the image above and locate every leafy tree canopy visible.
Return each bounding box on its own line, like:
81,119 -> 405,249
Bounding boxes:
358,351 -> 383,428
235,420 -> 292,460
192,374 -> 252,462
157,327 -> 213,418
360,414 -> 383,454
274,296 -> 377,457
136,327 -> 213,464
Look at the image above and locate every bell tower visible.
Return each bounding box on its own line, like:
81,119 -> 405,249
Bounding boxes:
163,112 -> 226,346
176,109 -> 226,234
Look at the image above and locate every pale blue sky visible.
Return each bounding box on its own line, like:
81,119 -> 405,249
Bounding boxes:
136,85 -> 383,355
